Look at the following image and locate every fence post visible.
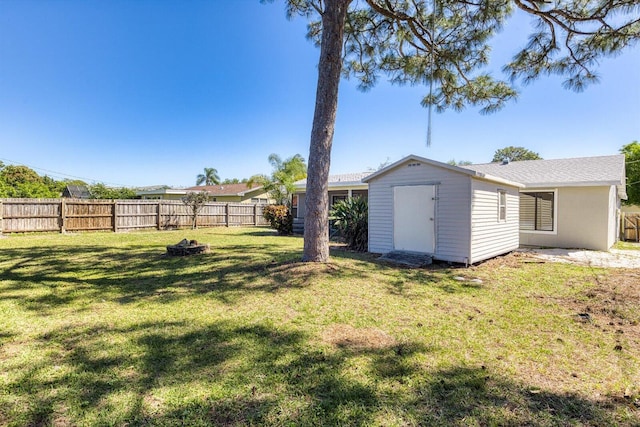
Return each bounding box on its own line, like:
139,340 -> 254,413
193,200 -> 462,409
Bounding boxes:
254,203 -> 258,226
157,201 -> 162,230
225,204 -> 230,227
113,200 -> 118,232
60,198 -> 66,233
0,200 -> 3,234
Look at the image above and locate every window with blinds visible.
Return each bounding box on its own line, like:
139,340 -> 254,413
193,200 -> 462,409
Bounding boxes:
520,191 -> 554,231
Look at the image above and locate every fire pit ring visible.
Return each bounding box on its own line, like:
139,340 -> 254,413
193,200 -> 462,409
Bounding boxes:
166,239 -> 210,256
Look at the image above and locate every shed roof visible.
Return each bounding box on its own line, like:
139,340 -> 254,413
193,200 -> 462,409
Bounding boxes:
363,155 -> 523,188
460,155 -> 626,196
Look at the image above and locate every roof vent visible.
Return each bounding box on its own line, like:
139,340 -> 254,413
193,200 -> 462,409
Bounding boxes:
501,158 -> 510,165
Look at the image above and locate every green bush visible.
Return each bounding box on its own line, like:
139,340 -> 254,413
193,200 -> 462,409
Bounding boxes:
263,205 -> 293,235
331,197 -> 368,251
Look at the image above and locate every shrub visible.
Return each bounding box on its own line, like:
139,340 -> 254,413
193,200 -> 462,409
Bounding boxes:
263,205 -> 293,235
182,191 -> 210,229
331,197 -> 368,251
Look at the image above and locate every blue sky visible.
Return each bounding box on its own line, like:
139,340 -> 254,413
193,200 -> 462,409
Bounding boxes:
1,0 -> 638,188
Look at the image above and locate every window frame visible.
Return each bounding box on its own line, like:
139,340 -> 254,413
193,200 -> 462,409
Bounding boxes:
519,189 -> 558,235
498,190 -> 507,222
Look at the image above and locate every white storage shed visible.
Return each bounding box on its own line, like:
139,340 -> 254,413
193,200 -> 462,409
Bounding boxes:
363,155 -> 523,264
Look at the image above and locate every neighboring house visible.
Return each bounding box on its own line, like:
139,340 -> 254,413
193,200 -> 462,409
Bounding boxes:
136,187 -> 190,200
460,154 -> 627,251
136,183 -> 271,203
293,172 -> 372,219
364,155 -> 522,264
62,185 -> 90,199
185,184 -> 271,204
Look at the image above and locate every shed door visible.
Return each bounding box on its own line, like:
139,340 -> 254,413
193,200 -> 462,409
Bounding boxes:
393,185 -> 435,253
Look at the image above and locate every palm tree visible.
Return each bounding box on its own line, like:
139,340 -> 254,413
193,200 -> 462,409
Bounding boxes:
196,167 -> 220,186
247,154 -> 307,206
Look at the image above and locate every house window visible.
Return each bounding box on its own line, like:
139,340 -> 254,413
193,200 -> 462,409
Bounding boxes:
332,195 -> 348,206
520,191 -> 555,232
498,190 -> 507,221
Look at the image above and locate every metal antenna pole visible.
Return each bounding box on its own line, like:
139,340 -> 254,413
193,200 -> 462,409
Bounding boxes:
426,0 -> 436,147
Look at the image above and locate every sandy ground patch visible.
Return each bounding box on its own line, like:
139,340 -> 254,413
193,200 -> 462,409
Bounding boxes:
518,248 -> 640,268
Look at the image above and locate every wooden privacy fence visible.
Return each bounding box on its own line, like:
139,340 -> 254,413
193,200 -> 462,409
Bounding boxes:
621,212 -> 640,242
0,199 -> 269,234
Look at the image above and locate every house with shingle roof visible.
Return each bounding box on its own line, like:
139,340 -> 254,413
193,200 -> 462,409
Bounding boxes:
460,154 -> 626,251
293,172 -> 372,219
136,183 -> 271,204
184,184 -> 271,204
297,154 -> 626,261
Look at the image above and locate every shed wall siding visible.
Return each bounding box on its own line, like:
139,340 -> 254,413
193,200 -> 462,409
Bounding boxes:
519,186 -> 612,250
368,161 -> 471,262
469,180 -> 520,263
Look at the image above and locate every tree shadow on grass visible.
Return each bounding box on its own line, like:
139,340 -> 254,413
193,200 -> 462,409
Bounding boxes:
330,249 -> 483,297
2,320 -> 636,426
414,366 -> 630,426
0,242 -> 368,311
0,235 -> 481,318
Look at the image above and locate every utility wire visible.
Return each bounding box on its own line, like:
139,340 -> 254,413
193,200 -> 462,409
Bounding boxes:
0,157 -> 131,187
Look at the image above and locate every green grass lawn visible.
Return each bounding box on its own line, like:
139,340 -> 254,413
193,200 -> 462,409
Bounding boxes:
615,240 -> 640,250
0,228 -> 638,426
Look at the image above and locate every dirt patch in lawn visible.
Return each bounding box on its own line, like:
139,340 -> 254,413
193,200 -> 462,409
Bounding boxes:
270,261 -> 340,275
479,252 -> 640,339
322,324 -> 397,350
484,252 -> 640,352
568,268 -> 640,340
473,251 -> 532,269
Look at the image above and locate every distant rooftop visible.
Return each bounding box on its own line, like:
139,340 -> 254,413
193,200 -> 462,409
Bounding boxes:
294,172 -> 372,189
63,184 -> 90,199
135,185 -> 171,191
184,183 -> 263,196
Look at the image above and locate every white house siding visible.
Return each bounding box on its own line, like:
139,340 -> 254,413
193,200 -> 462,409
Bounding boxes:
520,186 -> 612,250
469,179 -> 520,264
607,185 -> 618,248
367,161 -> 472,263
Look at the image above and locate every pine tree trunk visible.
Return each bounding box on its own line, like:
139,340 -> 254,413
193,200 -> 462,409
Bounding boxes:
302,0 -> 350,262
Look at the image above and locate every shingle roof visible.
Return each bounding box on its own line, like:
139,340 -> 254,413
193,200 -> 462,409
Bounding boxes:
64,185 -> 90,198
460,155 -> 626,188
295,172 -> 373,189
185,183 -> 262,196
